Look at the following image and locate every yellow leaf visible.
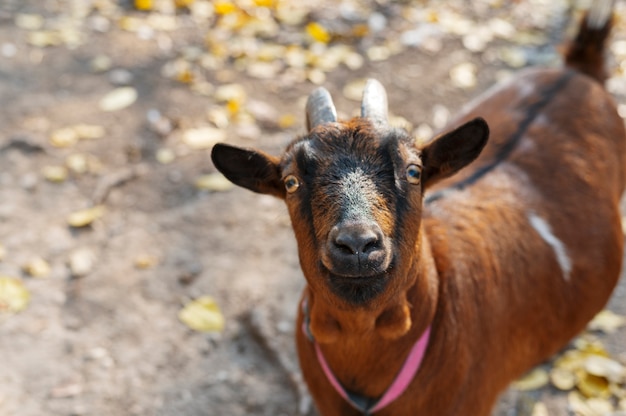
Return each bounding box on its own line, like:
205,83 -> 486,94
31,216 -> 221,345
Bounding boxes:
214,1 -> 237,15
67,206 -> 105,228
550,367 -> 576,391
50,127 -> 79,148
577,372 -> 611,399
226,99 -> 241,115
178,296 -> 225,332
134,254 -> 159,269
73,124 -> 106,140
583,355 -> 625,383
42,165 -> 68,183
0,277 -> 30,313
278,114 -> 297,129
134,0 -> 152,10
99,87 -> 138,112
513,367 -> 550,391
253,0 -> 274,6
174,0 -> 194,8
195,173 -> 234,192
23,257 -> 51,278
306,22 -> 331,44
588,309 -> 626,334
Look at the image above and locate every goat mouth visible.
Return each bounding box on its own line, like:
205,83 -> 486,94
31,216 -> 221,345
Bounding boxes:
321,263 -> 393,304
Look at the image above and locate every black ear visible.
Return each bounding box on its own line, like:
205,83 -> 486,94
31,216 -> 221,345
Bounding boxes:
421,118 -> 489,188
211,143 -> 286,199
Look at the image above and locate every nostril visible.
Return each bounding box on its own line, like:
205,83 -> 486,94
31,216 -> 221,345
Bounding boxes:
333,227 -> 380,255
363,238 -> 381,254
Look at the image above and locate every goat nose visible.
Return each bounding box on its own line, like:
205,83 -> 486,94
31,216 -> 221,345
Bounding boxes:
332,223 -> 382,255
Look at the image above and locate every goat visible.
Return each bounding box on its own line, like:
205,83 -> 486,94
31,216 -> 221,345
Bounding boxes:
210,1 -> 626,414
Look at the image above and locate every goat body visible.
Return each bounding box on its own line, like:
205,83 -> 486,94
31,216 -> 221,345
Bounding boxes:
211,2 -> 626,415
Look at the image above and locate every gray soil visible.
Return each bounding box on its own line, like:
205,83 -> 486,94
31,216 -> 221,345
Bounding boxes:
0,1 -> 625,415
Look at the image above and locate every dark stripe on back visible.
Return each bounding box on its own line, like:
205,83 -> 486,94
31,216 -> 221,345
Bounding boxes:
425,70 -> 575,204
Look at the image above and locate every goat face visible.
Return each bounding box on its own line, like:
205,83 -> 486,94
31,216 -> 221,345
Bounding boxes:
211,81 -> 489,306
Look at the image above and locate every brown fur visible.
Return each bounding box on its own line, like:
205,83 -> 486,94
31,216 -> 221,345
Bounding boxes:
211,6 -> 626,415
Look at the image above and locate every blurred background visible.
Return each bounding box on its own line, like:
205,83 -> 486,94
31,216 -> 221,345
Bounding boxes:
0,0 -> 625,415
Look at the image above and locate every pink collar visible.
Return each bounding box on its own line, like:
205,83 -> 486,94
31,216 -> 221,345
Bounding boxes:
302,298 -> 431,414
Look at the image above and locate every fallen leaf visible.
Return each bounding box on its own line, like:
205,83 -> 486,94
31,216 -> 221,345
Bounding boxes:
134,255 -> 159,269
134,0 -> 152,11
178,296 -> 225,332
550,367 -> 576,391
214,83 -> 246,103
342,78 -> 367,102
69,248 -> 96,277
99,87 -> 138,112
450,62 -> 477,89
23,257 -> 51,278
156,148 -> 175,164
0,276 -> 30,313
584,355 -> 625,383
531,402 -> 549,416
195,173 -> 234,191
50,127 -> 79,148
577,372 -> 611,399
182,127 -> 225,149
277,114 -> 297,129
67,206 -> 105,228
214,0 -> 238,15
513,367 -> 550,391
73,124 -> 106,140
42,165 -> 69,183
15,14 -> 44,30
588,309 -> 626,334
306,22 -> 331,43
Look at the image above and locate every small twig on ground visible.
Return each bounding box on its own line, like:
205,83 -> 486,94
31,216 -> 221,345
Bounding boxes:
243,307 -> 313,416
91,165 -> 145,205
0,137 -> 47,154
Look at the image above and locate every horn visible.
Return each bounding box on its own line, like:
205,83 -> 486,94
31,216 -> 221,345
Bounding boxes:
361,79 -> 388,125
306,87 -> 337,131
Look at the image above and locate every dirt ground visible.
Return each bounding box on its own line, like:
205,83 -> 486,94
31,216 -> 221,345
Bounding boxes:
1,1 -> 625,415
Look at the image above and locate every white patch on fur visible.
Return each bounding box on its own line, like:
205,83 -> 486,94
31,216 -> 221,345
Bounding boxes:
528,213 -> 572,281
587,0 -> 614,29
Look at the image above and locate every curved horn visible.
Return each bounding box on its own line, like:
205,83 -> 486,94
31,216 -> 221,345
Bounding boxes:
306,87 -> 337,131
361,79 -> 388,125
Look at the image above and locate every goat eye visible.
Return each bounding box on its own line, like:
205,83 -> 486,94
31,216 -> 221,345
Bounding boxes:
284,175 -> 300,193
406,164 -> 421,184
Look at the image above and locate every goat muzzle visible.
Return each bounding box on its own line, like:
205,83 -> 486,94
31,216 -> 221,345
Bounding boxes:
323,221 -> 392,278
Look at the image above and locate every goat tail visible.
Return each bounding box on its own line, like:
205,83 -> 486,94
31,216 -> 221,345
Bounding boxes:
564,0 -> 615,83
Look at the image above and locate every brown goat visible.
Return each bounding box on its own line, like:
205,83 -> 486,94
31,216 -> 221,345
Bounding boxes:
211,1 -> 626,415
